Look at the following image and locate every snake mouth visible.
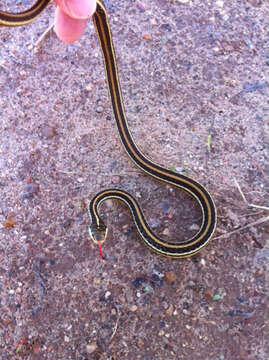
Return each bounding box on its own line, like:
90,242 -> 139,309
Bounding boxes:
89,223 -> 108,245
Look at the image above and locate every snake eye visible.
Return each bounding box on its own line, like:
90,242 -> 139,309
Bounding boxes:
89,223 -> 108,244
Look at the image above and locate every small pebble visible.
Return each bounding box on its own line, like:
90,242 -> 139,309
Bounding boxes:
162,202 -> 169,214
256,268 -> 263,276
216,0 -> 224,7
137,338 -> 144,348
85,83 -> 93,91
162,228 -> 170,236
86,342 -> 98,354
41,124 -> 56,139
22,183 -> 39,200
144,284 -> 154,292
142,33 -> 152,41
130,305 -> 138,312
150,219 -> 160,229
152,269 -> 164,278
132,277 -> 144,288
166,304 -> 174,316
150,18 -> 158,27
167,212 -> 174,219
165,272 -> 175,282
3,219 -> 16,228
189,223 -> 200,231
105,291 -> 111,299
112,176 -> 121,184
163,301 -> 168,310
137,1 -> 147,11
96,105 -> 104,113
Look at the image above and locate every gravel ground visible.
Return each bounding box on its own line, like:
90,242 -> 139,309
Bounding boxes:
0,0 -> 268,359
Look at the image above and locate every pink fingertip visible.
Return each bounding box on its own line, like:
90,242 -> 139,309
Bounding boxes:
54,7 -> 88,43
54,0 -> 97,19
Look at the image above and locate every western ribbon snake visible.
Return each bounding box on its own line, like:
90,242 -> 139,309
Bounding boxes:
0,0 -> 217,258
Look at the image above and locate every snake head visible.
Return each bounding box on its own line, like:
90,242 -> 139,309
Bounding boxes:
89,222 -> 108,245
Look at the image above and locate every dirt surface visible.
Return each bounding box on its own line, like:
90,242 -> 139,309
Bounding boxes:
0,0 -> 268,359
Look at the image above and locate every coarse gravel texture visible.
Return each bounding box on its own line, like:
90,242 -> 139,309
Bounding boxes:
0,0 -> 268,359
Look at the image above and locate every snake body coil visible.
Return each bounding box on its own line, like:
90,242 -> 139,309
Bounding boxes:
1,0 -> 217,257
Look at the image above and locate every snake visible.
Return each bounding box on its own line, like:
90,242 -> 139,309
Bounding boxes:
0,0 -> 217,258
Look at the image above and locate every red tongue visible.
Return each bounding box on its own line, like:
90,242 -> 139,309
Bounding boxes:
98,243 -> 104,259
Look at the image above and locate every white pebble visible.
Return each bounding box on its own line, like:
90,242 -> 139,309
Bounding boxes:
216,0 -> 224,7
64,336 -> 70,342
